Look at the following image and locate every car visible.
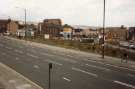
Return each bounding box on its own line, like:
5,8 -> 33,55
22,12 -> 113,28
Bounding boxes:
129,44 -> 135,49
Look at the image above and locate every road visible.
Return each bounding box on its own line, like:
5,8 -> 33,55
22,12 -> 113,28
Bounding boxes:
0,36 -> 135,89
106,44 -> 135,60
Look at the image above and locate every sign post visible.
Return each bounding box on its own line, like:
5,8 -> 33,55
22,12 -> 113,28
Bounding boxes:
49,63 -> 52,89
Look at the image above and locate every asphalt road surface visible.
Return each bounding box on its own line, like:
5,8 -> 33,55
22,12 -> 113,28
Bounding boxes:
0,36 -> 135,89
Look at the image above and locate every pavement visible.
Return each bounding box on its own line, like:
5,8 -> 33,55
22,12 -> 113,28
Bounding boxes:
0,36 -> 135,89
0,62 -> 43,89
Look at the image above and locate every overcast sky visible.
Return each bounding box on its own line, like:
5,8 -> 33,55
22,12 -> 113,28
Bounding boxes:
0,0 -> 135,26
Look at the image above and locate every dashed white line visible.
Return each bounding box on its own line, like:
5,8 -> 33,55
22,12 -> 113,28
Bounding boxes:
33,65 -> 40,69
1,52 -> 6,55
15,57 -> 19,60
113,80 -> 135,89
86,59 -> 135,72
41,53 -> 77,64
105,63 -> 135,72
85,64 -> 110,71
27,53 -> 39,59
44,60 -> 63,66
41,53 -> 55,57
127,74 -> 135,79
62,77 -> 71,82
72,67 -> 98,77
14,50 -> 23,54
5,46 -> 12,50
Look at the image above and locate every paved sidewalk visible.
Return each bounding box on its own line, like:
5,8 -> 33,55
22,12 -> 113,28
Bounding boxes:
0,62 -> 43,89
6,36 -> 135,71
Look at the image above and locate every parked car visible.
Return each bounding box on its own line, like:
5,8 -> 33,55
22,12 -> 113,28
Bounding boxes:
129,44 -> 135,50
119,41 -> 129,48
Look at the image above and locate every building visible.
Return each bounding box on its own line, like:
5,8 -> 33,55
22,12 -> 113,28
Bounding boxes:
62,24 -> 73,40
71,25 -> 99,40
7,21 -> 18,35
42,19 -> 62,39
105,27 -> 127,41
0,19 -> 10,33
127,27 -> 135,42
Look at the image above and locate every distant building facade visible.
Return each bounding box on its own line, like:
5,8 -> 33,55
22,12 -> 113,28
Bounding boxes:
42,19 -> 62,39
127,27 -> 135,42
105,27 -> 127,41
7,21 -> 18,35
62,24 -> 73,40
0,19 -> 10,33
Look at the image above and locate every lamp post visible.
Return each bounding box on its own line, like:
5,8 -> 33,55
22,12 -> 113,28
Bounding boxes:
102,0 -> 106,59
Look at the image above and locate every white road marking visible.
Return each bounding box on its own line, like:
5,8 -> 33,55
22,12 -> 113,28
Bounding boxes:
41,53 -> 55,57
85,64 -> 110,71
16,84 -> 32,89
113,80 -> 135,89
33,65 -> 40,69
14,49 -> 23,54
105,63 -> 135,72
15,57 -> 19,60
127,74 -> 135,79
1,52 -> 6,55
41,53 -> 77,63
62,77 -> 71,82
30,49 -> 37,53
8,80 -> 16,83
44,60 -> 63,66
87,59 -> 135,72
27,53 -> 39,59
5,46 -> 12,50
72,67 -> 98,77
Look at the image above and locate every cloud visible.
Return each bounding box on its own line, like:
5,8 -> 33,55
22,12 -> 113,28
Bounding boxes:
0,0 -> 135,26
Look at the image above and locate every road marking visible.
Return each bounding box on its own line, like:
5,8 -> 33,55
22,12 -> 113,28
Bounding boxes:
8,80 -> 16,83
14,49 -> 23,54
27,53 -> 39,59
85,64 -> 110,71
1,52 -> 6,55
44,60 -> 63,66
105,63 -> 135,72
87,59 -> 135,72
72,67 -> 98,77
16,84 -> 32,89
41,53 -> 55,57
30,49 -> 37,53
33,65 -> 40,69
127,74 -> 135,79
62,77 -> 71,82
113,80 -> 135,89
15,57 -> 19,60
41,53 -> 77,63
5,46 -> 12,50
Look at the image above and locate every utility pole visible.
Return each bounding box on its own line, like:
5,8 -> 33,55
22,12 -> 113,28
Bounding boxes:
24,9 -> 26,30
102,0 -> 106,59
49,63 -> 52,89
24,8 -> 27,39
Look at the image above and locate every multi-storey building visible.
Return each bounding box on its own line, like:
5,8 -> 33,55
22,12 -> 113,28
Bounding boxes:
42,19 -> 62,39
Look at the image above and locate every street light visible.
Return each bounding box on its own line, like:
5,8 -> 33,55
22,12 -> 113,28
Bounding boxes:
102,0 -> 106,59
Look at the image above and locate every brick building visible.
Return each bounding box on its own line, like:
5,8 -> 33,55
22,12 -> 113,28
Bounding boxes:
7,21 -> 18,35
128,27 -> 135,42
42,19 -> 62,39
0,19 -> 10,33
105,27 -> 127,41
